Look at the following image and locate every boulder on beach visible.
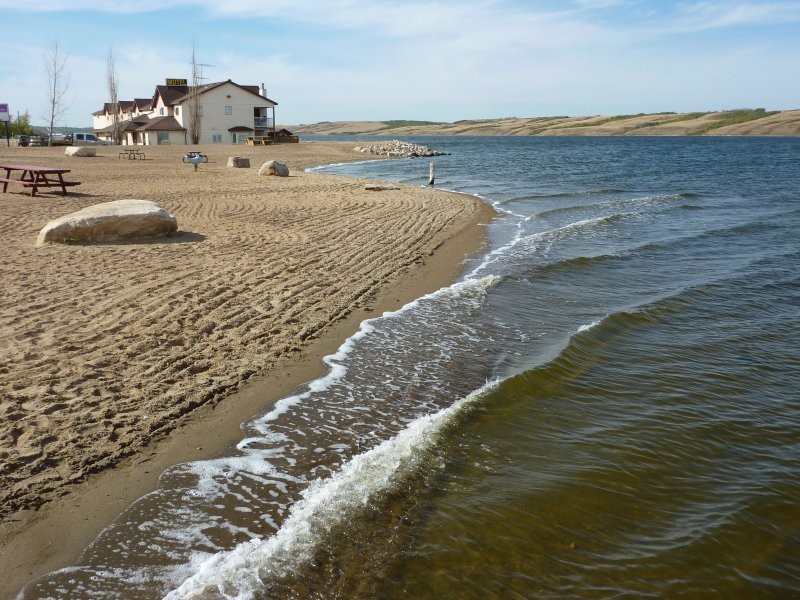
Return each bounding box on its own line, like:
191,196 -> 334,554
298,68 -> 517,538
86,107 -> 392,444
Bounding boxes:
258,160 -> 289,177
227,156 -> 250,168
65,146 -> 96,157
36,199 -> 178,246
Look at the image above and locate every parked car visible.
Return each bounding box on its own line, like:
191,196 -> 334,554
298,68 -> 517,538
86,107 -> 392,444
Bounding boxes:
71,132 -> 110,145
16,135 -> 29,146
45,134 -> 71,146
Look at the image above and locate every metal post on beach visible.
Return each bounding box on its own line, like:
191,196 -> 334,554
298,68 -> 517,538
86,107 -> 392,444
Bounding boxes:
429,161 -> 435,186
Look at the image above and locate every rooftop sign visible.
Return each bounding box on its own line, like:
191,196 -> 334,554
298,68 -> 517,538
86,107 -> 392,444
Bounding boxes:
165,78 -> 188,86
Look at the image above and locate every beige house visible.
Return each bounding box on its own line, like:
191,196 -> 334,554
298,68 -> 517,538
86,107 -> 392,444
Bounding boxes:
93,79 -> 278,145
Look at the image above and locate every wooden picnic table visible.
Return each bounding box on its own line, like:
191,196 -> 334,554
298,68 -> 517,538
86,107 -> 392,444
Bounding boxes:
0,164 -> 81,197
119,149 -> 146,160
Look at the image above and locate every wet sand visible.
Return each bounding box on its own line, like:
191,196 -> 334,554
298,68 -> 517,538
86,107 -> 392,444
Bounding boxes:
0,141 -> 494,598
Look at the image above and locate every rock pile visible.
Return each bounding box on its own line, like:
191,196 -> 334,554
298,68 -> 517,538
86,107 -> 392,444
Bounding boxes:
353,140 -> 447,158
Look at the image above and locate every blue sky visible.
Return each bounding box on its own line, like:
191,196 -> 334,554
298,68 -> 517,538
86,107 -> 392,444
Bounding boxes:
1,0 -> 798,127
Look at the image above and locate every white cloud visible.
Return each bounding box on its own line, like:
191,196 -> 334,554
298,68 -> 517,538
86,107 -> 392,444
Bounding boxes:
672,1 -> 800,31
0,0 -> 165,12
1,0 -> 798,125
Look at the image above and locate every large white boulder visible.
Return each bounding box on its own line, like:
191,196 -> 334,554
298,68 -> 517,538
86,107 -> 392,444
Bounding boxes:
37,199 -> 178,246
65,146 -> 96,157
257,160 -> 289,177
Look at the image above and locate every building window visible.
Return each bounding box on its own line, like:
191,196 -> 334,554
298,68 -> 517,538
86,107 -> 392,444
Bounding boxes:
157,132 -> 170,144
175,107 -> 180,116
212,134 -> 223,143
225,105 -> 232,115
159,107 -> 164,116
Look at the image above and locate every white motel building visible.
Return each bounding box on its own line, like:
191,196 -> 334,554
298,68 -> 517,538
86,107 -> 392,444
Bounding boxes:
92,79 -> 295,145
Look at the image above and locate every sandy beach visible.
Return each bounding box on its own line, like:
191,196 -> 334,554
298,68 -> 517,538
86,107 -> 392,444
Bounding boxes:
0,141 -> 493,597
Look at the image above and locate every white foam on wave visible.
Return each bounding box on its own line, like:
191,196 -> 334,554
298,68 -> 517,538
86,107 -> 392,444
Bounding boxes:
534,192 -> 682,221
160,274 -> 501,552
165,380 -> 500,599
468,205 -> 624,282
243,274 -> 500,438
515,214 -> 625,254
305,158 -> 385,172
577,319 -> 602,333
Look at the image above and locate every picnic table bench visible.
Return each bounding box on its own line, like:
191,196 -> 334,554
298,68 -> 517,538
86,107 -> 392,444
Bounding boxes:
0,164 -> 81,197
119,149 -> 146,160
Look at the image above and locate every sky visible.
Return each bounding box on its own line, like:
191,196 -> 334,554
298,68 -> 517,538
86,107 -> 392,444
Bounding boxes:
1,0 -> 799,127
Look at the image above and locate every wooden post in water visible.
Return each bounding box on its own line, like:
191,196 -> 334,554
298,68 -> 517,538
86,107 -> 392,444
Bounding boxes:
429,161 -> 435,186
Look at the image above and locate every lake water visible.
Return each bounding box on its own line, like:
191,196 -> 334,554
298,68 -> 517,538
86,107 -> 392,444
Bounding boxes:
19,136 -> 800,599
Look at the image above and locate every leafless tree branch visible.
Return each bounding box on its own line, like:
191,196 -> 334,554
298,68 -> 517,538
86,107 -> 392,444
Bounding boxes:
43,37 -> 70,145
107,47 -> 121,144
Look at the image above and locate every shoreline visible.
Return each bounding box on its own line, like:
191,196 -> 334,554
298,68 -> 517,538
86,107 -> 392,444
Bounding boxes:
0,142 -> 495,598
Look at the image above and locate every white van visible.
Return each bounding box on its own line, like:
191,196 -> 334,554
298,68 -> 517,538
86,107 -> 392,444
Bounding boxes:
70,132 -> 109,145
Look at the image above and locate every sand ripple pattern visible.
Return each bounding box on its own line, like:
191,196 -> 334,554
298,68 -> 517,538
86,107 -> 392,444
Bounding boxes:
0,143 -> 481,521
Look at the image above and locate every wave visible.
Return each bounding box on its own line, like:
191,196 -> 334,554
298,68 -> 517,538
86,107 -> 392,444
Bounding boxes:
239,273 -> 501,442
533,192 -> 696,220
494,188 -> 629,205
529,253 -> 622,278
469,213 -> 629,279
165,381 -> 501,599
495,260 -> 785,405
167,234 -> 754,597
305,159 -> 386,172
522,213 -> 626,244
169,288 -> 719,599
491,284 -> 721,405
512,214 -> 797,285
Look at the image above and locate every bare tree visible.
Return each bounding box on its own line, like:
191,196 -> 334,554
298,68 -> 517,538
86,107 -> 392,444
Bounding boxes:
43,38 -> 70,145
188,42 -> 202,144
106,46 -> 121,145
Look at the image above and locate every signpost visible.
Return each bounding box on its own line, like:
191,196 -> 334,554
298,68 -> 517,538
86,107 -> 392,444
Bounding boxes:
0,104 -> 9,147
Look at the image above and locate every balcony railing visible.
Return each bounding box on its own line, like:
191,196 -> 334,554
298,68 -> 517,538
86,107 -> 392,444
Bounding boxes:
254,116 -> 274,128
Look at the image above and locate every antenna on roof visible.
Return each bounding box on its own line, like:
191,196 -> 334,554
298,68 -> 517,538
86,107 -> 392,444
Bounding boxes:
195,63 -> 215,83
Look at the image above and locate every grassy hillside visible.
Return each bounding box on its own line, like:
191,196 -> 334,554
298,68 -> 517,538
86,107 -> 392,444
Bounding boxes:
287,109 -> 800,137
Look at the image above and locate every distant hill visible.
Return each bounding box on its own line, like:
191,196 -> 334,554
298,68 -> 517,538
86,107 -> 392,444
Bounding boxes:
31,125 -> 93,135
287,109 -> 800,137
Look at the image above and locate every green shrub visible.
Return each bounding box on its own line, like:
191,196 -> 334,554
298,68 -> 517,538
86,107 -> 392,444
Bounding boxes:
691,108 -> 779,134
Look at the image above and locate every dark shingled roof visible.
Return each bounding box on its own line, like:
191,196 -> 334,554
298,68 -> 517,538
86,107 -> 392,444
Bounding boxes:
94,99 -> 152,116
152,85 -> 191,107
170,80 -> 278,105
133,116 -> 186,132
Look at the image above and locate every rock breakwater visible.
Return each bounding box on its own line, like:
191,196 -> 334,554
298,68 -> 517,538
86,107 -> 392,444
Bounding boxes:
354,140 -> 448,158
